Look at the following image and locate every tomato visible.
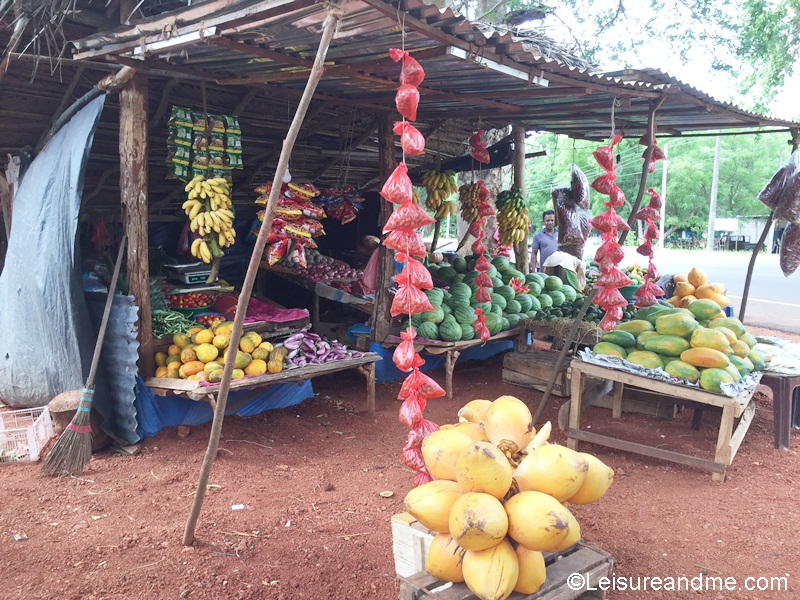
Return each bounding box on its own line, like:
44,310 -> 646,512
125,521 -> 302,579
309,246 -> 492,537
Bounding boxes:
167,292 -> 213,309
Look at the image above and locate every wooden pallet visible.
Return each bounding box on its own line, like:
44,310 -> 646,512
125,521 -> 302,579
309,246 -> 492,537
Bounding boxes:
392,513 -> 613,600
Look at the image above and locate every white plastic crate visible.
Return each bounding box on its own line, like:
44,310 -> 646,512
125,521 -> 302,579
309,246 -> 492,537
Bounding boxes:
0,406 -> 54,463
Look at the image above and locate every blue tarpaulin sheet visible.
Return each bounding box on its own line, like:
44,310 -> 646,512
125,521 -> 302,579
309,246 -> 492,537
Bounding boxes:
134,377 -> 313,439
370,340 -> 513,384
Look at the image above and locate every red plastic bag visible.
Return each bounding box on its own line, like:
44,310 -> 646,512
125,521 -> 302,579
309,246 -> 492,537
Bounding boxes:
646,222 -> 660,240
393,121 -> 426,156
472,239 -> 486,255
384,202 -> 436,233
398,369 -> 446,400
593,146 -> 615,171
635,280 -> 665,298
395,84 -> 420,121
469,131 -> 485,147
413,468 -> 434,487
589,209 -> 630,235
594,239 -> 625,265
780,222 -> 800,276
470,146 -> 490,164
596,267 -> 632,288
636,206 -> 661,222
474,286 -> 491,303
389,48 -> 426,86
594,285 -> 628,309
399,391 -> 427,427
605,185 -> 625,208
401,443 -> 426,470
637,240 -> 654,258
477,202 -> 495,217
393,328 -> 425,371
474,272 -> 493,287
395,257 -> 434,290
758,165 -> 789,210
590,172 -> 617,195
599,306 -> 624,331
646,188 -> 663,209
380,162 -> 413,204
651,145 -> 667,161
384,229 -> 426,258
391,283 -> 435,317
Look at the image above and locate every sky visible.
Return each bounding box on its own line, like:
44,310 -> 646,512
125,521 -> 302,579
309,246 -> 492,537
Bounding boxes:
535,2 -> 800,122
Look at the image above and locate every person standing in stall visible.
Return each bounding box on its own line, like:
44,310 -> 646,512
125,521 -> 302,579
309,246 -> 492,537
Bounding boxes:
530,209 -> 558,272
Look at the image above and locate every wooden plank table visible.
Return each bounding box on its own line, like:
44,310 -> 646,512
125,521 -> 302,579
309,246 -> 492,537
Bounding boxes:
382,329 -> 519,400
565,359 -> 761,482
144,353 -> 381,412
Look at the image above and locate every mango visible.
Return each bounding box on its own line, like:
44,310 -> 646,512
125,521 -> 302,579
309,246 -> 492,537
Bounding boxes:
155,365 -> 169,378
239,336 -> 256,354
179,360 -> 205,378
180,347 -> 198,364
154,352 -> 168,367
195,343 -> 219,363
173,333 -> 193,349
244,359 -> 268,376
192,328 -> 215,345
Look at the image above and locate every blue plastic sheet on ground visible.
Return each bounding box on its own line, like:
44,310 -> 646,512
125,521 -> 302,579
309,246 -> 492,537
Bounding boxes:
134,376 -> 313,439
370,340 -> 513,384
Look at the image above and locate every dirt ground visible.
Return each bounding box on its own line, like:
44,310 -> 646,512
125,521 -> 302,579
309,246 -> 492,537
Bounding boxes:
1,326 -> 799,600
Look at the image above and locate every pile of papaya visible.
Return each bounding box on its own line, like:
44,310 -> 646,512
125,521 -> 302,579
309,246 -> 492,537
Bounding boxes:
593,298 -> 765,394
667,267 -> 730,309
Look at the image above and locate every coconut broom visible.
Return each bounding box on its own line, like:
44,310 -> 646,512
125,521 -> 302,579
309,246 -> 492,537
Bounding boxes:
42,236 -> 126,476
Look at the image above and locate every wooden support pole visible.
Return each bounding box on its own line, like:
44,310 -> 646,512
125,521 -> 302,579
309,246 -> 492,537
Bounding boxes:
119,72 -> 152,374
512,124 -> 529,274
532,96 -> 667,426
370,113 -> 396,343
183,3 -> 344,547
739,128 -> 799,323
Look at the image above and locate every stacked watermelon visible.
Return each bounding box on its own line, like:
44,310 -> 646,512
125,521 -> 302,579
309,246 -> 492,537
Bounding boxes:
404,256 -> 582,341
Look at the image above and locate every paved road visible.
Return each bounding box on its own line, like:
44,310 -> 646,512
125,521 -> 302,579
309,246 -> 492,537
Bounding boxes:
620,247 -> 800,334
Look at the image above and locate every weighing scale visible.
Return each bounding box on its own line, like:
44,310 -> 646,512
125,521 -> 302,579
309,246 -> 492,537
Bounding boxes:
165,260 -> 217,285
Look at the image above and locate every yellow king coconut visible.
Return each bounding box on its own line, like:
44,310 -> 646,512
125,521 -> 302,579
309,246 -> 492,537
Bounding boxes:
554,516 -> 582,551
425,533 -> 466,583
455,441 -> 513,499
449,492 -> 509,551
566,453 -> 615,505
452,421 -> 489,442
457,399 -> 493,424
421,429 -> 473,481
403,480 -> 463,533
484,395 -> 534,451
514,444 -> 588,502
504,491 -> 576,552
462,538 -> 519,600
514,546 -> 546,595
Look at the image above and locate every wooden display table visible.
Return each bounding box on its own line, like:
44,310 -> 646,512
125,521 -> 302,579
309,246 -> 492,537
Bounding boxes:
566,359 -> 761,482
144,353 -> 381,412
382,329 -> 519,400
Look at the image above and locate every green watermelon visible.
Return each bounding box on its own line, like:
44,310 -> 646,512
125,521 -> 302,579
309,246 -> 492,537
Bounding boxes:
544,276 -> 563,292
437,266 -> 457,282
504,299 -> 522,314
453,256 -> 468,273
486,265 -> 499,279
452,274 -> 465,283
527,295 -> 541,312
501,270 -> 525,285
490,293 -> 507,311
455,305 -> 478,325
491,256 -> 511,272
527,282 -> 542,296
560,285 -> 577,302
424,288 -> 444,305
500,317 -> 511,331
449,282 -> 472,300
526,310 -> 538,318
490,305 -> 503,316
484,312 -> 503,335
490,276 -> 504,288
506,314 -> 521,328
470,300 -> 492,313
417,321 -> 439,340
463,271 -> 479,285
549,291 -> 566,306
494,285 -> 515,303
537,294 -> 553,308
516,294 -> 533,313
439,317 -> 462,342
459,323 -> 475,341
441,303 -> 452,316
420,306 -> 445,324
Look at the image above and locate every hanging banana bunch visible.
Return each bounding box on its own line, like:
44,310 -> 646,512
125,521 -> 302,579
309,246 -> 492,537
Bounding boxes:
182,174 -> 237,264
422,169 -> 458,219
458,182 -> 481,223
496,186 -> 530,245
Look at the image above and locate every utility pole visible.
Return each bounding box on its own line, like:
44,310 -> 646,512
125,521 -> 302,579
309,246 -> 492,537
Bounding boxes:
706,133 -> 722,251
659,144 -> 667,249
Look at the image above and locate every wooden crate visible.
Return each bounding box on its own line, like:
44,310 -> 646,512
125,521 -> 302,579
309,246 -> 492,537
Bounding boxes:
503,350 -> 571,397
392,513 -> 613,600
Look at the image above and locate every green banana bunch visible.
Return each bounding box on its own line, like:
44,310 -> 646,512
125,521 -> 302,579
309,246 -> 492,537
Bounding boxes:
458,182 -> 481,223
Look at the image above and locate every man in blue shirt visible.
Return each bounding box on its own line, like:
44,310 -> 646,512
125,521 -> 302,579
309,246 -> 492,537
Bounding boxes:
530,210 -> 558,272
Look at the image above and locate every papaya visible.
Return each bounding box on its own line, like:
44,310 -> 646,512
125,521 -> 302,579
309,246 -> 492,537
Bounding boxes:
699,368 -> 735,393
245,359 -> 268,375
155,365 -> 169,378
194,343 -> 219,363
664,360 -> 701,383
729,355 -> 753,376
614,320 -> 655,335
687,267 -> 708,288
178,360 -> 205,378
173,333 -> 193,349
674,281 -> 696,298
687,298 -> 725,321
625,350 -> 664,370
711,326 -> 738,345
180,347 -> 198,364
593,342 -> 627,358
748,349 -> 765,371
729,340 -> 751,358
602,330 -> 636,348
673,273 -> 688,284
192,328 -> 215,345
212,332 -> 231,350
244,331 -> 263,348
724,363 -> 743,383
239,336 -> 256,354
167,344 -> 181,357
213,320 -> 233,334
643,335 -> 691,356
645,307 -> 683,325
154,352 -> 167,367
635,331 -> 660,351
187,326 -> 205,337
635,305 -> 671,322
680,347 -> 730,369
251,346 -> 271,361
231,368 -> 245,380
655,313 -> 699,337
203,361 -> 224,373
690,328 -> 731,352
165,354 -> 181,367
224,349 -> 253,370
739,332 -> 758,349
709,317 -> 747,337
208,370 -> 223,383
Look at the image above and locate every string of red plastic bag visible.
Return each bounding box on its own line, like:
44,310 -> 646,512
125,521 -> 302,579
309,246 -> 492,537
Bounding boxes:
587,135 -> 632,331
633,187 -> 666,307
469,130 -> 490,164
385,48 -> 442,486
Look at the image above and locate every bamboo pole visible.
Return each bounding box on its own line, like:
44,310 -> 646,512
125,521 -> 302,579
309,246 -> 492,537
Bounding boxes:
739,128 -> 799,323
532,96 -> 667,426
183,3 -> 344,546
